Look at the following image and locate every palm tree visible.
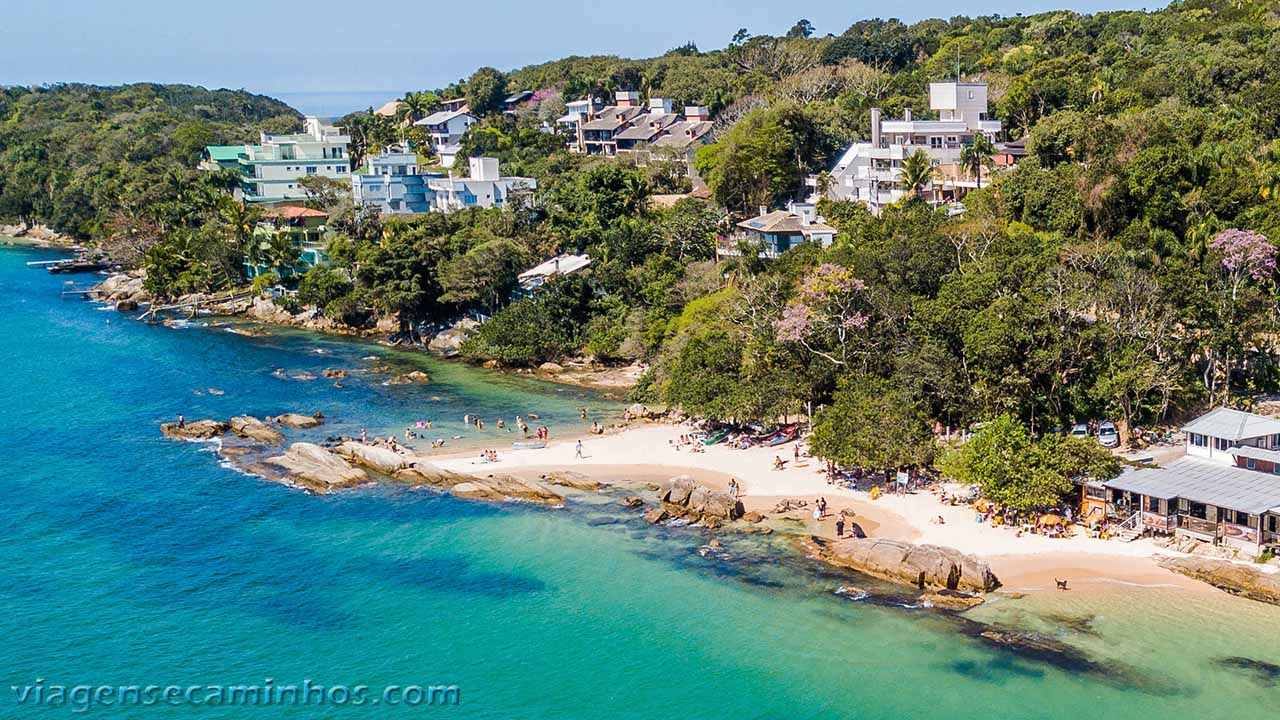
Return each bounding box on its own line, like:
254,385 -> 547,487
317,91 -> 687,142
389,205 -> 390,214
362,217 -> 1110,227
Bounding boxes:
398,91 -> 433,126
899,150 -> 935,203
959,134 -> 996,189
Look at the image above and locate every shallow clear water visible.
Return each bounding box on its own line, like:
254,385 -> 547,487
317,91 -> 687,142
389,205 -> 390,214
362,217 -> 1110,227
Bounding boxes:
2,245 -> 1278,718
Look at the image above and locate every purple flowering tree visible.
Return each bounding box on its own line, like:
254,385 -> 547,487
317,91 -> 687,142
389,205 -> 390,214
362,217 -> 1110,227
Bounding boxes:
773,263 -> 870,366
1207,229 -> 1277,403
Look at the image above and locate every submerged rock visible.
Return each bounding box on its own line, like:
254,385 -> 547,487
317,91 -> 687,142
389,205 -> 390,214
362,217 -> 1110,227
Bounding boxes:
806,537 -> 1001,594
919,589 -> 985,611
619,496 -> 644,508
160,419 -> 229,440
230,416 -> 284,444
263,443 -> 367,492
1157,555 -> 1280,605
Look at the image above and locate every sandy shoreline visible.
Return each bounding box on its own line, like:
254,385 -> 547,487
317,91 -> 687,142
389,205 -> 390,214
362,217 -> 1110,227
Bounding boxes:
431,422 -> 1197,596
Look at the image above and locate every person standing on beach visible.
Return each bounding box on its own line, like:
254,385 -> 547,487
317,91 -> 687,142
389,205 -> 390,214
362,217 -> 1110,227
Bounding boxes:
575,440 -> 584,459
360,428 -> 367,443
836,512 -> 846,538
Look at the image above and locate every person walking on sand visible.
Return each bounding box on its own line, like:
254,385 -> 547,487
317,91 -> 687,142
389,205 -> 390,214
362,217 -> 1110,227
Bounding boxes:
575,440 -> 584,459
794,444 -> 800,462
836,512 -> 846,538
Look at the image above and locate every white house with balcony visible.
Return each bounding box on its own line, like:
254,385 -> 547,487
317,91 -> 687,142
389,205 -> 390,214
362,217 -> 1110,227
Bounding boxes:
415,108 -> 476,168
809,82 -> 1001,213
426,157 -> 535,213
237,116 -> 351,203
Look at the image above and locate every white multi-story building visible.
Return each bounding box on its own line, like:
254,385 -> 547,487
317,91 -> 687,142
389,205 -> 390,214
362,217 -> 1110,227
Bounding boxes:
810,82 -> 1001,213
236,116 -> 350,203
351,150 -> 437,215
426,157 -> 535,213
415,108 -> 476,168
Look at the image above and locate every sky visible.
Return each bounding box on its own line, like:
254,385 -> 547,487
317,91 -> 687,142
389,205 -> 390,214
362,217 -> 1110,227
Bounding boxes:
2,0 -> 1152,111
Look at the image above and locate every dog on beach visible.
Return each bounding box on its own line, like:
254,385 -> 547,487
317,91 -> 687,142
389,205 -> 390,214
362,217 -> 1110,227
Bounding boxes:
1055,578 -> 1070,590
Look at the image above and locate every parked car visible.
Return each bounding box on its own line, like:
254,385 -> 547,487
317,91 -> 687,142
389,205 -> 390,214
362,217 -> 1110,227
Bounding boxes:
1098,421 -> 1120,448
1070,423 -> 1091,440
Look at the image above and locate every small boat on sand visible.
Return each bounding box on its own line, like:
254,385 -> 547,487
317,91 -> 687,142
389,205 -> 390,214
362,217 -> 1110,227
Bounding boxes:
512,441 -> 547,450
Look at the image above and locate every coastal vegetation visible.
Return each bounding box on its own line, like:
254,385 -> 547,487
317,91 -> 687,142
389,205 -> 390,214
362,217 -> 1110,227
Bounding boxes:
6,1 -> 1280,512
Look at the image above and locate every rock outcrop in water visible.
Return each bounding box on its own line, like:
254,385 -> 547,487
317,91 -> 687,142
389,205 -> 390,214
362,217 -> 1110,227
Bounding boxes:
334,441 -> 410,474
656,476 -> 743,524
230,416 -> 284,444
806,537 -> 1001,594
161,419 -> 230,440
1157,556 -> 1280,605
273,413 -> 323,428
264,442 -> 369,491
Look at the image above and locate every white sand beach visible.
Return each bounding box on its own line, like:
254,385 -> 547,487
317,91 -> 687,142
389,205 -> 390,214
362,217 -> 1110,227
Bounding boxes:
431,422 -> 1191,593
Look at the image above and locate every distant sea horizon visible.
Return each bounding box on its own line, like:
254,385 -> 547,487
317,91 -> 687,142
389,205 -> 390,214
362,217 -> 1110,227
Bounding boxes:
265,90 -> 405,117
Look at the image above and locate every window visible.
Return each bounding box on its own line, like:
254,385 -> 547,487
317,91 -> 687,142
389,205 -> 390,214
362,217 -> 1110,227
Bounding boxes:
306,166 -> 317,175
1247,458 -> 1257,470
1085,486 -> 1107,501
929,136 -> 942,148
1188,502 -> 1208,520
967,90 -> 974,100
1215,437 -> 1231,451
1191,433 -> 1207,447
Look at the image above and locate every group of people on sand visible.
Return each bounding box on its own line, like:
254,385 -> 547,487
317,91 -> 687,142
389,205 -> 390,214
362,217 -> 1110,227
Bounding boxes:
478,449 -> 500,463
672,434 -> 706,453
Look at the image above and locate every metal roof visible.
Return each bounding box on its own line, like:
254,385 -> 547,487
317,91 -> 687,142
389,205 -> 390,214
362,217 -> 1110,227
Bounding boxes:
1181,407 -> 1280,440
1105,457 -> 1280,514
416,109 -> 473,126
1230,446 -> 1280,464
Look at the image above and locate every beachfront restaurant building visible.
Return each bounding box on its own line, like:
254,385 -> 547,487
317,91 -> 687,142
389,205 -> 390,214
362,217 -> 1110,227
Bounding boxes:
1102,408 -> 1280,553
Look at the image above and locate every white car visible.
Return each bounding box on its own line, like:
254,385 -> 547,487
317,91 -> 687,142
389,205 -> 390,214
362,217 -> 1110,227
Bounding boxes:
1070,423 -> 1090,440
1097,421 -> 1120,448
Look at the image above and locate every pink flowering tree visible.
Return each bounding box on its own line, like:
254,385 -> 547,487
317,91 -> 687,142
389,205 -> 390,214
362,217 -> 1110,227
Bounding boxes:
1207,229 -> 1277,402
773,263 -> 870,366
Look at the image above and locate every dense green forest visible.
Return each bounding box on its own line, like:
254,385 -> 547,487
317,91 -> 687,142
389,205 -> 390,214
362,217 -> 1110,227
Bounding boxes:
4,0 -> 1280,479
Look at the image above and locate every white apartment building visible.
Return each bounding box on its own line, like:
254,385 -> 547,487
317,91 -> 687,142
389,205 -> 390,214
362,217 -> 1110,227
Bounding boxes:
240,116 -> 351,203
426,157 -> 536,213
810,82 -> 1001,213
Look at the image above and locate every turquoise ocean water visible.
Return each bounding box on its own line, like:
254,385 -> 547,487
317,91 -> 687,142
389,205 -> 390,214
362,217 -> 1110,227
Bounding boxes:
2,244 -> 1279,718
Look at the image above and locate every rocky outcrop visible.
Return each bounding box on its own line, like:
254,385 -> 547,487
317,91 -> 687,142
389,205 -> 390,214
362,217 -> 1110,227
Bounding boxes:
427,319 -> 479,358
272,413 -> 323,429
334,441 -> 410,474
809,537 -> 1001,594
538,362 -> 564,373
619,496 -> 644,508
264,443 -> 368,492
625,403 -> 667,419
384,370 -> 430,385
1157,556 -> 1280,605
449,475 -> 563,506
95,272 -> 151,307
540,471 -> 601,491
321,368 -> 348,379
656,476 -> 743,524
161,419 -> 229,440
230,416 -> 284,444
644,507 -> 670,524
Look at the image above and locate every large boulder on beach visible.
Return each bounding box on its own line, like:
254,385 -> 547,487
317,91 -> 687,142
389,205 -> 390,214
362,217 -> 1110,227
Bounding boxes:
272,413 -> 323,429
657,476 -> 742,521
264,443 -> 368,492
658,476 -> 696,505
1157,556 -> 1280,605
230,416 -> 284,444
334,441 -> 409,474
161,419 -> 229,440
449,475 -> 563,506
813,537 -> 1001,594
